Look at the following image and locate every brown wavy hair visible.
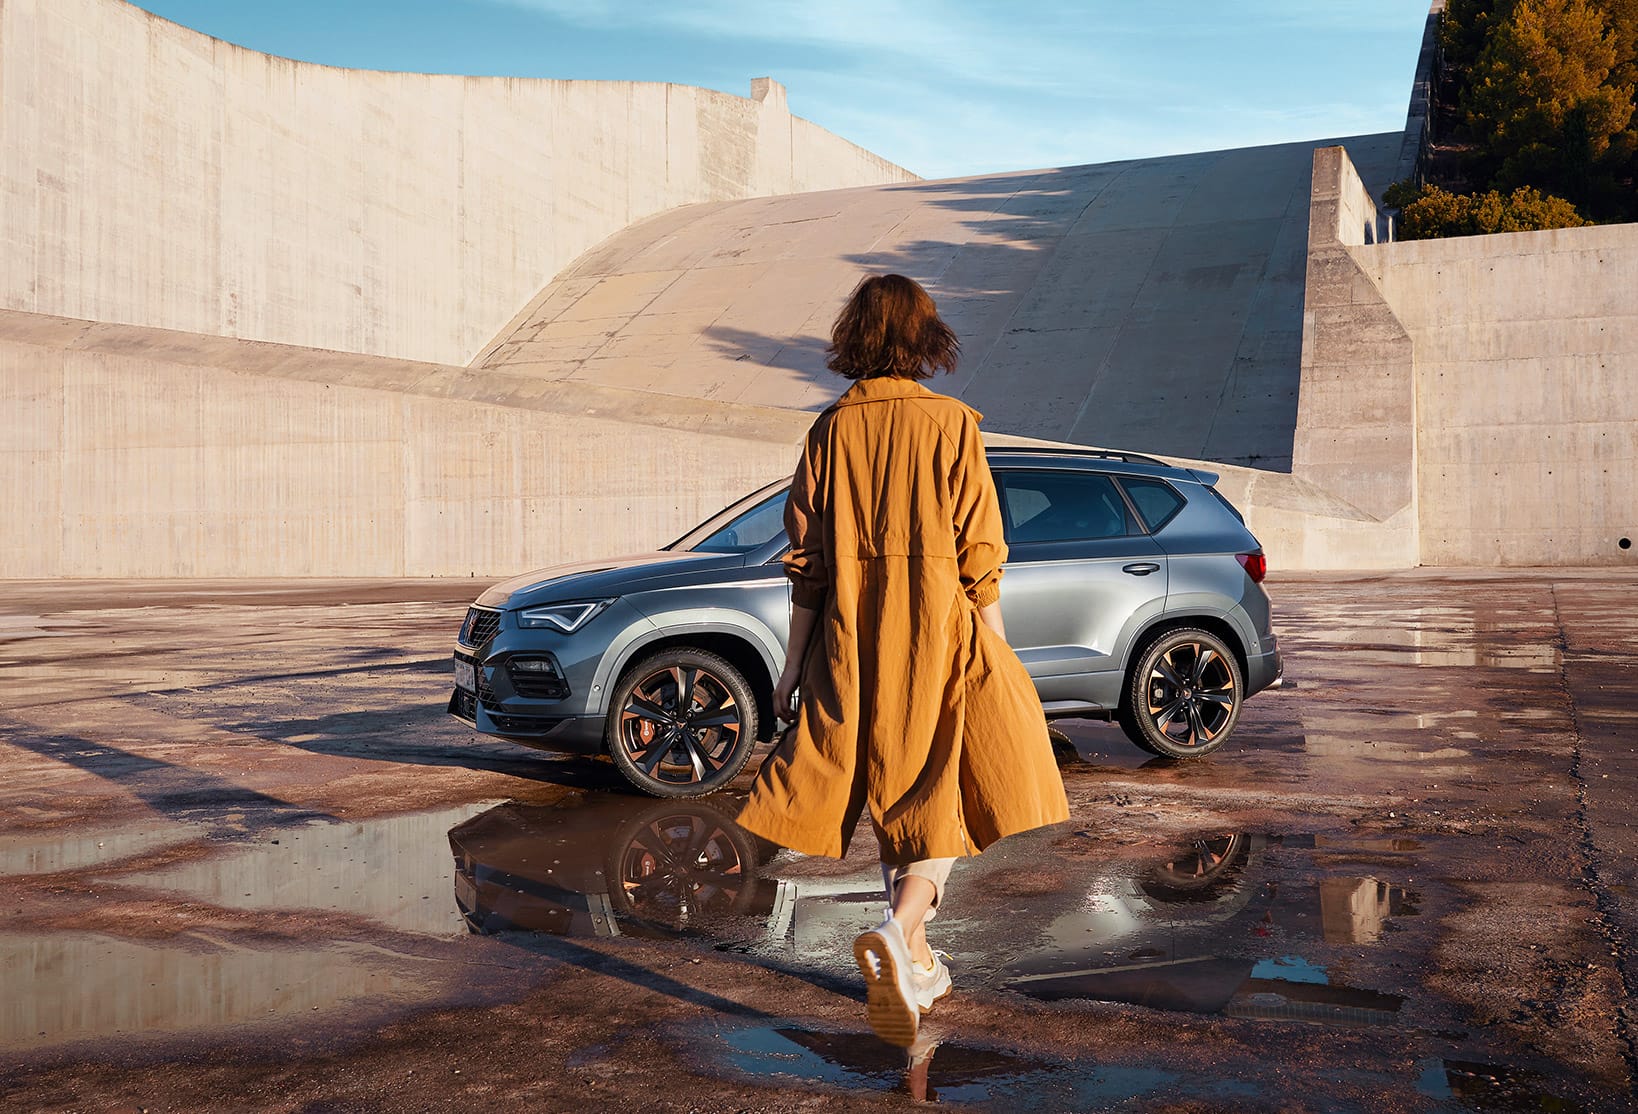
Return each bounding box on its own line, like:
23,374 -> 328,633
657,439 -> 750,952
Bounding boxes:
825,274 -> 959,380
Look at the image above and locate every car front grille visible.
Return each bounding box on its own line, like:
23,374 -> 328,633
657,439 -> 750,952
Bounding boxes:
449,687 -> 478,723
459,606 -> 502,647
489,713 -> 562,736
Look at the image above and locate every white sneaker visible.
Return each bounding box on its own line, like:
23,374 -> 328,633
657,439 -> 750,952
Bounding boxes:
853,917 -> 919,1046
912,951 -> 953,1012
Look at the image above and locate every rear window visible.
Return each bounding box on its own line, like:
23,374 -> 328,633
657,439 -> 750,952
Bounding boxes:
1119,477 -> 1186,532
998,471 -> 1138,543
1202,484 -> 1246,524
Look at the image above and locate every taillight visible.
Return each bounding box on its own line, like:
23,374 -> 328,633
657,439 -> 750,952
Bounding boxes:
1236,551 -> 1267,583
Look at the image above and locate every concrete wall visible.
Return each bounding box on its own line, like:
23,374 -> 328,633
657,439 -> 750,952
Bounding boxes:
0,0 -> 914,368
474,135 -> 1403,472
1295,146 -> 1638,567
1361,226 -> 1638,565
2,307 -> 1399,578
1292,147 -> 1419,568
0,311 -> 799,578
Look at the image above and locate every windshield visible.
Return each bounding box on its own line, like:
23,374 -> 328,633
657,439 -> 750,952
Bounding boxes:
669,482 -> 790,554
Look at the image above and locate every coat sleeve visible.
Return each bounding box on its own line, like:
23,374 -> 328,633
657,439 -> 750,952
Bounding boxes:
952,411 -> 1008,607
782,427 -> 829,610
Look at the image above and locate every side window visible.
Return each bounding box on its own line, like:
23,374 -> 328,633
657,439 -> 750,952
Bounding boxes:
998,471 -> 1136,543
690,492 -> 789,554
1119,478 -> 1185,532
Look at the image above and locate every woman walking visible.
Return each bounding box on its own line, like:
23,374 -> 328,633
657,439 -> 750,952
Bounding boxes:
736,273 -> 1069,1046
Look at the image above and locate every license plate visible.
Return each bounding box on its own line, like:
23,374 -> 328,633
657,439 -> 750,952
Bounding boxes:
453,657 -> 476,692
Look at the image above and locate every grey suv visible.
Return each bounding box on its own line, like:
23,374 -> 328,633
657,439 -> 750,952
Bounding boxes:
449,448 -> 1282,798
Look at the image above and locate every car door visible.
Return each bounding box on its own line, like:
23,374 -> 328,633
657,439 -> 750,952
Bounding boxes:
994,468 -> 1168,712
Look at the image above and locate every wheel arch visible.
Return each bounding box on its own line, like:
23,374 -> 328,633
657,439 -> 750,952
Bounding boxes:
600,626 -> 779,743
1120,613 -> 1249,708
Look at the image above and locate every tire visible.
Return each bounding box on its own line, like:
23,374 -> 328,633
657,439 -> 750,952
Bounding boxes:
1138,833 -> 1250,903
606,799 -> 760,931
1119,627 -> 1243,759
1046,725 -> 1080,764
605,647 -> 759,798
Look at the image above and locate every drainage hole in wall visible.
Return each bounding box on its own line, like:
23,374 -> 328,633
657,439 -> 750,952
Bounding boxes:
1621,538 -> 1632,550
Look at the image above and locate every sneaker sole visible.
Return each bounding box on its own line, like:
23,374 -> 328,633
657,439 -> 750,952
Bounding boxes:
853,931 -> 918,1047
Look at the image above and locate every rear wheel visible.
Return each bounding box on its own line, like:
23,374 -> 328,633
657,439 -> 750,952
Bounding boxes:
606,648 -> 759,798
1119,628 -> 1243,759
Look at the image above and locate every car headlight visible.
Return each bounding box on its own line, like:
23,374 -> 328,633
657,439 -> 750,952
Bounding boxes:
516,599 -> 615,633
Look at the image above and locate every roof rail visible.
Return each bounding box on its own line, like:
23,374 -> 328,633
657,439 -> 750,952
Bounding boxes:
986,445 -> 1170,467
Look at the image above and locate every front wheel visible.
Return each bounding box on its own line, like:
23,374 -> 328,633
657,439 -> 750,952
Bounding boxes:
606,648 -> 759,798
1119,628 -> 1243,759
607,799 -> 761,930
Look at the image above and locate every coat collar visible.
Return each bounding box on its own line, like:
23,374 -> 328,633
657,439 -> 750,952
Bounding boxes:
829,376 -> 983,422
831,376 -> 932,407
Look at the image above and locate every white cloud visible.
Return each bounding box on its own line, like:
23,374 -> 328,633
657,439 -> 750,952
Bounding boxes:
479,0 -> 1429,176
483,0 -> 1171,97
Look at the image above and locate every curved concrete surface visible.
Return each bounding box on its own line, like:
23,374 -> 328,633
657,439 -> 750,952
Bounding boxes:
0,0 -> 913,366
476,134 -> 1401,470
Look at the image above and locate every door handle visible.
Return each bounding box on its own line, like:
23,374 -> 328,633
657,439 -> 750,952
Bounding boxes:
1122,562 -> 1160,576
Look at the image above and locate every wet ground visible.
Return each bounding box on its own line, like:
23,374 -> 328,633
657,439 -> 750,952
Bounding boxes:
1,570 -> 1635,1112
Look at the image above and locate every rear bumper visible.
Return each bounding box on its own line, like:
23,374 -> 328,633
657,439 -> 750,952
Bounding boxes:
448,688 -> 605,754
1245,636 -> 1283,697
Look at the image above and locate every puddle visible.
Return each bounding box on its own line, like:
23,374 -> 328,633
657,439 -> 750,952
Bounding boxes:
1292,607 -> 1561,671
713,1023 -> 1177,1107
0,819 -> 198,876
1417,1058 -> 1586,1112
113,802 -> 492,936
449,795 -> 806,941
1003,832 -> 1423,1024
449,796 -> 1435,1032
0,932 -> 436,1052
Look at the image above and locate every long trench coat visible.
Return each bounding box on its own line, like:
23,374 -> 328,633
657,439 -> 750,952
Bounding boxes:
735,376 -> 1069,863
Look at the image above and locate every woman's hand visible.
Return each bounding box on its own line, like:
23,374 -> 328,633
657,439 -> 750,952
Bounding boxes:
774,665 -> 801,723
776,602 -> 820,723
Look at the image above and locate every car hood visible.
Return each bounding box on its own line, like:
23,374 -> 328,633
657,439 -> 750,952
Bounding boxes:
476,551 -> 748,609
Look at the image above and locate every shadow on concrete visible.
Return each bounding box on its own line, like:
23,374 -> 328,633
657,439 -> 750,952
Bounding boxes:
207,704 -> 637,793
560,136 -> 1404,470
1,723 -> 341,831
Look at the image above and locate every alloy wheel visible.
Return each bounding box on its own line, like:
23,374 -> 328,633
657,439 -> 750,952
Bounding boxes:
1120,627 -> 1243,759
606,648 -> 760,798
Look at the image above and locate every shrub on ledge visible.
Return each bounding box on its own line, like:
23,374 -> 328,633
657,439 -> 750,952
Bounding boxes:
1382,181 -> 1592,238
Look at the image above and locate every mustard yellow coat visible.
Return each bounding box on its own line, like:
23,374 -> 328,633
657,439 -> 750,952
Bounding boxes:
736,376 -> 1069,863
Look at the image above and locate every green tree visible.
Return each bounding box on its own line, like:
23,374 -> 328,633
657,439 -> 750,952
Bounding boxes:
1599,0 -> 1638,89
1441,0 -> 1512,75
1388,181 -> 1590,238
1462,0 -> 1635,207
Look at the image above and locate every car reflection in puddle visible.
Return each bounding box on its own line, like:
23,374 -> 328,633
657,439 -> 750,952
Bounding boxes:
1006,833 -> 1419,1026
448,800 -> 1421,1026
448,795 -> 792,940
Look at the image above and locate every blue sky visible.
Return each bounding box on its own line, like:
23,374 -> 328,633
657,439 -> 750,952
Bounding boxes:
129,1 -> 1435,179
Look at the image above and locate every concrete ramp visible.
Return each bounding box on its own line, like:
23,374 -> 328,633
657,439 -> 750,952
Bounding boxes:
476,134 -> 1401,470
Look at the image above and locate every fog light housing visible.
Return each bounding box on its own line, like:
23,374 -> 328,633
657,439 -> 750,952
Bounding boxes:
506,655 -> 570,699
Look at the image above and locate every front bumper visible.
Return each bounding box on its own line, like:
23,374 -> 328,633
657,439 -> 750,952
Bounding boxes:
447,687 -> 605,753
